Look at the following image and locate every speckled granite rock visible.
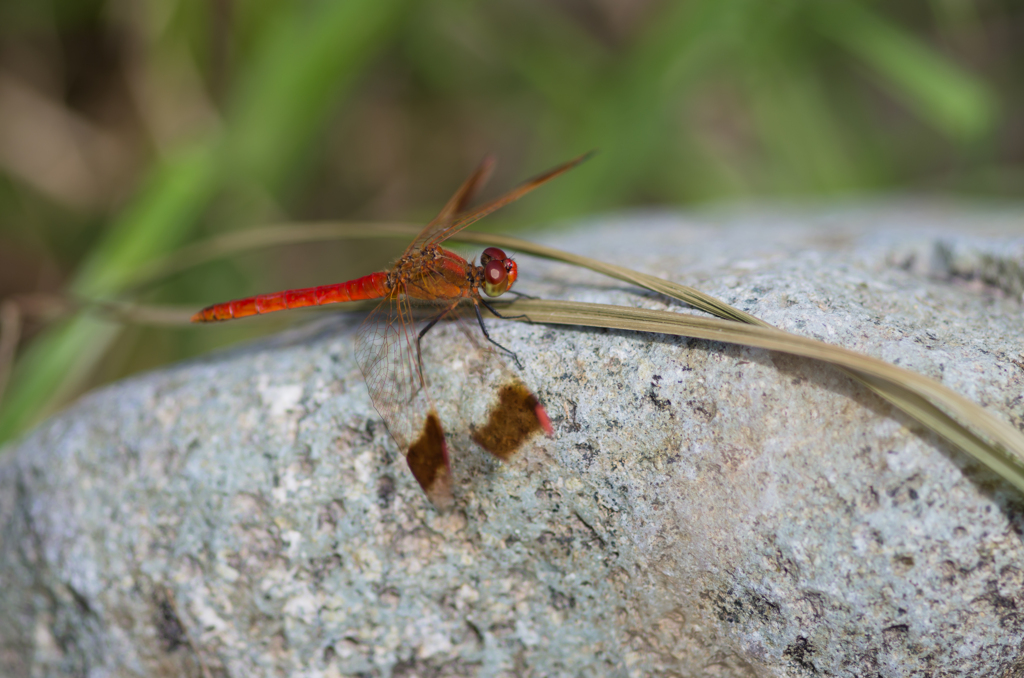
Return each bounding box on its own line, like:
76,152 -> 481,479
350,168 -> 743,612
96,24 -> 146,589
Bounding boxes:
3,205 -> 1024,678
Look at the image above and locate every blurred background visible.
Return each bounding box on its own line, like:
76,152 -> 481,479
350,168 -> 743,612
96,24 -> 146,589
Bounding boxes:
0,0 -> 1019,443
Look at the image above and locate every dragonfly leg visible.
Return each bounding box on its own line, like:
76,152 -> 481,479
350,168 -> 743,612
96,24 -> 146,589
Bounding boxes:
416,304 -> 458,379
479,297 -> 528,321
474,301 -> 524,370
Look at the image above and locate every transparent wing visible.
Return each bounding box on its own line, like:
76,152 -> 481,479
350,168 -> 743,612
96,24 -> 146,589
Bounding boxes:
420,152 -> 592,250
354,284 -> 555,508
403,154 -> 496,257
355,291 -> 455,507
355,293 -> 419,449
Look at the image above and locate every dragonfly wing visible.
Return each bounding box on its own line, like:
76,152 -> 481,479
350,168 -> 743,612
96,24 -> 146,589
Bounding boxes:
354,293 -> 553,507
422,152 -> 593,249
355,293 -> 454,508
403,154 -> 496,257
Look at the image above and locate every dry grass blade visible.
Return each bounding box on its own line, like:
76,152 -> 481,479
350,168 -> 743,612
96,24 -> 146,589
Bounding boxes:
449,231 -> 1024,495
85,301 -> 196,326
453,231 -> 766,325
0,300 -> 22,409
108,221 -> 1024,494
120,222 -> 421,293
495,298 -> 1024,494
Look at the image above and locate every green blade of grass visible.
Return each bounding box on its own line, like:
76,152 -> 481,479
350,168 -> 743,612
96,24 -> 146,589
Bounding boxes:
0,0 -> 408,445
224,0 -> 409,188
495,0 -> 747,217
0,146 -> 218,442
813,2 -> 996,142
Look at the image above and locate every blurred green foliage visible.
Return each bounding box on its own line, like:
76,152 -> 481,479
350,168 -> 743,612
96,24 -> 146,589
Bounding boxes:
0,0 -> 1017,443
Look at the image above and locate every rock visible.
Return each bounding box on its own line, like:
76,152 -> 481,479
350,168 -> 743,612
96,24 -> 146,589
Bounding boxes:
3,205 -> 1024,677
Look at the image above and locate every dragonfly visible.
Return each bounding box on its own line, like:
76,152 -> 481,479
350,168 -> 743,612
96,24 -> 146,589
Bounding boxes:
192,154 -> 590,508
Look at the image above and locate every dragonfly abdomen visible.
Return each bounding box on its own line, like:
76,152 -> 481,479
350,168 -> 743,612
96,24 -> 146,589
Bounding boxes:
191,272 -> 389,322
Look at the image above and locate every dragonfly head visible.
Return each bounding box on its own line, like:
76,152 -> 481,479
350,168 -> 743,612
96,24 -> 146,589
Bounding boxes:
480,247 -> 517,297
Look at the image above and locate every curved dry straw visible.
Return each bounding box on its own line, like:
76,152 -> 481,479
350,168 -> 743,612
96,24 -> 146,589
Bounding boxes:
469,230 -> 1024,495
10,221 -> 1024,495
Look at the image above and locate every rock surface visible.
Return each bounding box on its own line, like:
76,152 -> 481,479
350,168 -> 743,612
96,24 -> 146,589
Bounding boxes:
3,206 -> 1024,678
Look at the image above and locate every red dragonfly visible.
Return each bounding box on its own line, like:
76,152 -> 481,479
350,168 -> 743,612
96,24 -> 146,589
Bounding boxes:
193,154 -> 589,507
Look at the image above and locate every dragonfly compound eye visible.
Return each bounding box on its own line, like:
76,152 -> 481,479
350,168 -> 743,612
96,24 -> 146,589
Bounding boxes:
483,258 -> 511,297
480,247 -> 507,266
